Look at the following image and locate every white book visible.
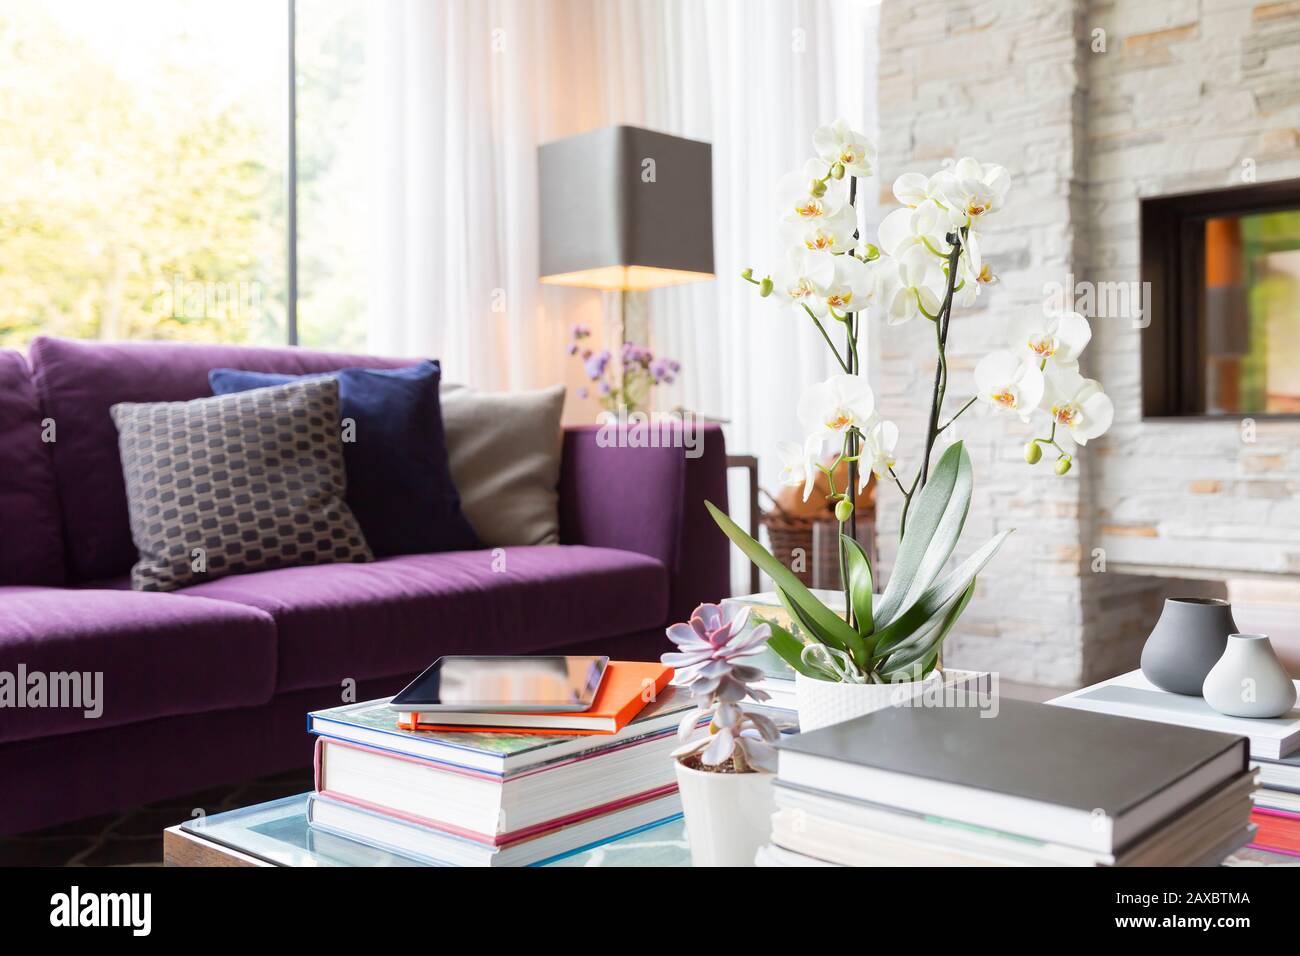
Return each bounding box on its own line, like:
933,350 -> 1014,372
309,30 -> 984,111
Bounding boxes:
307,791 -> 681,867
307,688 -> 695,775
770,774 -> 1254,867
316,730 -> 683,839
1254,788 -> 1300,813
754,843 -> 840,867
1050,669 -> 1300,760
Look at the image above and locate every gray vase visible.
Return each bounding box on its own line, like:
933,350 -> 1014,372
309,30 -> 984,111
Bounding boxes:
1140,598 -> 1238,696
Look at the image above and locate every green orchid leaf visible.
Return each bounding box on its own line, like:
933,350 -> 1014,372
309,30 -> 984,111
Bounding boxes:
778,587 -> 868,667
879,578 -> 976,678
871,530 -> 1011,661
840,534 -> 875,642
705,500 -> 865,657
765,621 -> 819,678
874,442 -> 972,628
777,588 -> 845,653
882,647 -> 941,683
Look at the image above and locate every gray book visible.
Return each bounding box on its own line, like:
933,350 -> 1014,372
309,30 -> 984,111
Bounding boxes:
777,697 -> 1248,854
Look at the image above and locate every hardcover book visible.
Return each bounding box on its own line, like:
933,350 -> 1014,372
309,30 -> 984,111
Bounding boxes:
776,696 -> 1249,854
307,683 -> 695,775
307,790 -> 683,867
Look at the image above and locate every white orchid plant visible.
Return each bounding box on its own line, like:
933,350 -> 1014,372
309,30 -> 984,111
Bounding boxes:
709,120 -> 1114,686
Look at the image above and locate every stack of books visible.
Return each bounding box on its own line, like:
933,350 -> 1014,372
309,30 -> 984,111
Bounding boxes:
305,661 -> 699,866
1250,753 -> 1300,857
757,697 -> 1255,866
1053,668 -> 1300,860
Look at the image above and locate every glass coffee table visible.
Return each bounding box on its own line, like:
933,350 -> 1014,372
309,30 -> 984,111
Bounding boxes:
165,794 -> 691,867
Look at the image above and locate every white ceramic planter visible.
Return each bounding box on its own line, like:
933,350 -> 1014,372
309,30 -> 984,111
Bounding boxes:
674,760 -> 774,867
795,670 -> 942,732
1202,633 -> 1298,718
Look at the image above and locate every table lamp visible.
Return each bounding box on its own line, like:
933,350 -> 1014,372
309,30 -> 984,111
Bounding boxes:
539,125 -> 714,380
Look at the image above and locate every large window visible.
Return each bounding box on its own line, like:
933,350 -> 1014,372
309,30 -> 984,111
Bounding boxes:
295,0 -> 369,351
0,0 -> 369,350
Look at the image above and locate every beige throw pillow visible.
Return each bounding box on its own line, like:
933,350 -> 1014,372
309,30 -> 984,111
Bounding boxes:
439,383 -> 565,546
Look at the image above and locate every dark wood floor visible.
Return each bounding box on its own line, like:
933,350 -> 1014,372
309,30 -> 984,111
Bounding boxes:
0,767 -> 314,867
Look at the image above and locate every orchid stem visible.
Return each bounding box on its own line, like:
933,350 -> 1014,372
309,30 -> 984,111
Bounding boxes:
938,396 -> 977,433
913,236 -> 963,508
803,304 -> 850,373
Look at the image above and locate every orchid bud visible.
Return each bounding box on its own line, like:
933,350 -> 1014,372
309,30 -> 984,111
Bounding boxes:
830,163 -> 845,180
834,498 -> 853,523
809,179 -> 827,198
741,267 -> 753,280
1024,442 -> 1042,465
862,243 -> 880,261
758,277 -> 773,297
1054,457 -> 1072,476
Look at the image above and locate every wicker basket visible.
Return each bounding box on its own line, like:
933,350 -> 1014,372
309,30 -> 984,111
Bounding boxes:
759,493 -> 876,590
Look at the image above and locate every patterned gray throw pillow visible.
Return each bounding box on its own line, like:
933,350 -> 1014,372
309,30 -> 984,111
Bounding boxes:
111,377 -> 372,591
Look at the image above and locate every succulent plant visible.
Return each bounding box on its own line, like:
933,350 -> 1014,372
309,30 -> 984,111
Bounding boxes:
661,602 -> 781,773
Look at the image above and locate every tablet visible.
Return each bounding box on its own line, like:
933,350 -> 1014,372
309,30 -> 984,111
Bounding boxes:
388,655 -> 609,713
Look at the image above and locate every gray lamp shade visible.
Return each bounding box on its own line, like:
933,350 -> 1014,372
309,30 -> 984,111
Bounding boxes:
539,125 -> 714,290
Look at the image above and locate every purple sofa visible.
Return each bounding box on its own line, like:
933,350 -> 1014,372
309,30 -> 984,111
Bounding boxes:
0,338 -> 729,835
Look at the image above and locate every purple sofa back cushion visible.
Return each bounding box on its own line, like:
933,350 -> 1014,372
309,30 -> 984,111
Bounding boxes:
28,337 -> 413,582
0,350 -> 65,585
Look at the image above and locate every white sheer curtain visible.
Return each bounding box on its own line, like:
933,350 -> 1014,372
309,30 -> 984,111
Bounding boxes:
366,0 -> 877,490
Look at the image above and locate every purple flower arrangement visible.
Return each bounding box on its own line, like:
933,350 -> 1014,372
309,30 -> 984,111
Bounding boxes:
567,325 -> 681,412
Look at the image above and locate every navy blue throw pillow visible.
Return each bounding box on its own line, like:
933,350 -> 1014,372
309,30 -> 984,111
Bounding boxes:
209,361 -> 479,558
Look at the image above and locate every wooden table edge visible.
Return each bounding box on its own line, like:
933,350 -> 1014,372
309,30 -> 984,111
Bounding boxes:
163,824 -> 270,867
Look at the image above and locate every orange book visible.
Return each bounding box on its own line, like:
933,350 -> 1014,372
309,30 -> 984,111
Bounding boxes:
396,661 -> 674,735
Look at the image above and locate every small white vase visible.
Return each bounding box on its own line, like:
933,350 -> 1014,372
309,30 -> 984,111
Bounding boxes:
674,760 -> 774,867
1202,633 -> 1298,719
795,670 -> 942,733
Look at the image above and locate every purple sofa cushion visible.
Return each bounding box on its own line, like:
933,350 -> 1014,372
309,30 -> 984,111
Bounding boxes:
27,337 -> 411,583
560,422 -> 730,622
0,586 -> 276,745
0,351 -> 64,586
177,545 -> 669,692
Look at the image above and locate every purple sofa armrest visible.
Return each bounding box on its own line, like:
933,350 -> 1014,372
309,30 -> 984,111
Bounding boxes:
559,422 -> 730,625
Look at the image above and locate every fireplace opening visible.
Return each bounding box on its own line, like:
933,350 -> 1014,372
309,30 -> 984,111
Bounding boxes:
1140,180 -> 1300,419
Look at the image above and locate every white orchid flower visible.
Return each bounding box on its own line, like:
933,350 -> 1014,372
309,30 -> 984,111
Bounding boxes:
822,253 -> 877,314
780,202 -> 857,254
974,350 -> 1045,422
770,247 -> 835,315
1015,310 -> 1092,370
775,158 -> 847,225
953,230 -> 994,307
877,199 -> 952,258
892,172 -> 940,208
812,119 -> 875,178
859,419 -> 900,489
932,157 -> 1010,226
797,373 -> 877,445
776,434 -> 828,502
878,246 -> 946,325
1043,367 -> 1114,445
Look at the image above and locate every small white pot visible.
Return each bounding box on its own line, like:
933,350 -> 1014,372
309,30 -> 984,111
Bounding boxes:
1202,633 -> 1298,719
796,670 -> 942,732
674,759 -> 774,867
